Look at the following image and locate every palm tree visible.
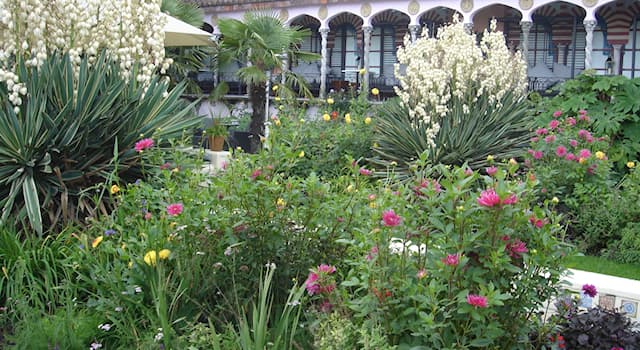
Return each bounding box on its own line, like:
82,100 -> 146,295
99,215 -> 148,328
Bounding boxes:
218,12 -> 319,153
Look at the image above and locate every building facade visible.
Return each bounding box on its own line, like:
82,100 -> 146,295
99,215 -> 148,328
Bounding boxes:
193,0 -> 640,97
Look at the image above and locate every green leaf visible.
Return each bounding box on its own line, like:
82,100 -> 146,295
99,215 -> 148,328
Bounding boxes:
22,175 -> 42,236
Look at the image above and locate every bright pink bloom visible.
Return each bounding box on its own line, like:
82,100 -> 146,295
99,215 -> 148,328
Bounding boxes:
549,119 -> 560,129
508,239 -> 528,258
382,209 -> 402,227
535,128 -> 548,136
317,264 -> 336,274
582,284 -> 597,298
531,137 -> 539,142
368,194 -> 376,201
251,169 -> 262,180
533,151 -> 543,160
135,138 -> 154,152
467,294 -> 488,308
556,145 -> 567,157
464,168 -> 473,176
486,166 -> 498,176
414,179 -> 441,196
566,117 -> 576,126
569,139 -> 578,147
579,149 -> 591,159
166,203 -> 183,216
544,135 -> 556,143
359,167 -> 372,176
578,129 -> 591,139
442,253 -> 459,266
553,110 -> 563,118
477,189 -> 501,207
529,216 -> 547,228
305,272 -> 320,295
579,109 -> 587,115
501,193 -> 518,205
565,153 -> 576,161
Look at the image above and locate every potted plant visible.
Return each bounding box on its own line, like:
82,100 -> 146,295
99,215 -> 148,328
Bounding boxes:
205,119 -> 228,151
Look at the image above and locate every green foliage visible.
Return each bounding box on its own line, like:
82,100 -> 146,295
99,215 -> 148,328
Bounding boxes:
372,92 -> 532,178
312,313 -> 395,350
534,72 -> 640,173
0,52 -> 199,235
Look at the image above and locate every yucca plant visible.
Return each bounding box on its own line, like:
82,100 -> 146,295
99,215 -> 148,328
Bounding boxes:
372,92 -> 533,177
0,52 -> 200,235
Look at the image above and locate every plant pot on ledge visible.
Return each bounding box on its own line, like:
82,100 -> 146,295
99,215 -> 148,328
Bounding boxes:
205,120 -> 228,152
208,135 -> 226,151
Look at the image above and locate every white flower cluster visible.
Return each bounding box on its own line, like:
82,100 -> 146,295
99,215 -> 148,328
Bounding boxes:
0,0 -> 171,111
394,17 -> 527,147
389,237 -> 426,256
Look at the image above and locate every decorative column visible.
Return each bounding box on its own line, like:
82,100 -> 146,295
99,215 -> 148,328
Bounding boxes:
281,52 -> 288,85
463,22 -> 474,34
363,26 -> 372,92
584,20 -> 597,70
409,24 -> 420,43
520,21 -> 532,67
319,27 -> 329,98
611,44 -> 623,75
212,33 -> 221,85
557,44 -> 567,65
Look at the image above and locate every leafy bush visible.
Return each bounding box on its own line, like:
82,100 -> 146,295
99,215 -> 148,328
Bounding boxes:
0,52 -> 199,235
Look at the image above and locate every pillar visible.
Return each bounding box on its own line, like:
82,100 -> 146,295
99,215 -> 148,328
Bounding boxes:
320,27 -> 329,98
212,33 -> 221,85
363,26 -> 372,92
611,44 -> 623,75
409,24 -> 420,43
584,20 -> 597,70
520,21 -> 532,67
557,44 -> 567,66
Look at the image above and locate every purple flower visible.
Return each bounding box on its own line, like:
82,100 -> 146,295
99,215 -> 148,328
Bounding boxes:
582,284 -> 597,298
104,229 -> 117,236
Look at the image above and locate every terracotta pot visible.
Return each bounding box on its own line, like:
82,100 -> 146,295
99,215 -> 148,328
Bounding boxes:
209,135 -> 225,151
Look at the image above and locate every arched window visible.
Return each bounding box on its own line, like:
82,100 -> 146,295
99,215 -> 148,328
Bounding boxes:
370,24 -> 396,79
622,15 -> 640,77
300,28 -> 321,54
330,24 -> 359,82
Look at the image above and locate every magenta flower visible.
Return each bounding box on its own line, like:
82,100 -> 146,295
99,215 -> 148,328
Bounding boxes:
556,145 -> 567,157
144,212 -> 152,220
565,153 -> 576,161
477,189 -> 501,207
579,114 -> 590,122
535,128 -> 548,136
366,246 -> 379,261
569,139 -> 578,147
382,209 -> 402,227
501,193 -> 518,205
485,166 -> 498,176
134,138 -> 154,152
317,264 -> 336,274
466,294 -> 488,308
304,272 -> 320,295
529,216 -> 547,228
579,149 -> 592,159
166,203 -> 183,216
582,284 -> 597,298
578,129 -> 591,139
549,119 -> 560,129
544,135 -> 556,143
359,167 -> 372,176
533,150 -> 543,160
464,168 -> 473,176
611,347 -> 624,350
414,179 -> 442,196
507,239 -> 528,258
250,169 -> 262,180
566,117 -> 576,126
531,137 -> 539,143
553,110 -> 563,118
416,269 -> 427,279
442,253 -> 459,266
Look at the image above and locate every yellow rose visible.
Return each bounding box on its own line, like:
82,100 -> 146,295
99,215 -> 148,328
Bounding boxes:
92,236 -> 103,248
627,161 -> 636,169
371,88 -> 379,96
110,184 -> 120,194
144,250 -> 157,266
364,117 -> 372,125
298,151 -> 305,158
345,113 -> 351,124
595,151 -> 605,160
327,98 -> 334,105
323,113 -> 331,121
158,249 -> 171,260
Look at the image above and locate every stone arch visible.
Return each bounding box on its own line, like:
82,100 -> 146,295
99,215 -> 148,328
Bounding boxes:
370,9 -> 411,46
418,7 -> 463,37
472,4 -> 523,33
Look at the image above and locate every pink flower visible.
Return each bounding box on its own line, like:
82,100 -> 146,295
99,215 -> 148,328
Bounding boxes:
579,109 -> 587,115
501,193 -> 518,205
366,246 -> 378,261
582,284 -> 597,298
529,216 -> 547,228
134,138 -> 154,152
477,189 -> 501,207
442,253 -> 459,266
144,212 -> 152,220
319,300 -> 333,313
535,128 -> 548,136
413,179 -> 441,196
565,153 -> 576,161
317,264 -> 336,274
466,294 -> 488,308
566,117 -> 576,126
160,162 -> 171,170
464,168 -> 473,176
416,269 -> 427,279
531,137 -> 539,143
359,167 -> 372,176
533,151 -> 543,160
553,110 -> 563,118
368,194 -> 376,201
507,239 -> 528,258
166,203 -> 183,216
579,149 -> 591,159
486,166 -> 498,176
304,272 -> 320,295
544,135 -> 556,143
382,209 -> 402,227
577,129 -> 591,139
549,119 -> 560,129
556,145 -> 567,157
251,169 -> 262,180
569,139 -> 578,147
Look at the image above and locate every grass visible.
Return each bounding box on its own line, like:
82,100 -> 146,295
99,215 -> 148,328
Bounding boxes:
564,255 -> 640,281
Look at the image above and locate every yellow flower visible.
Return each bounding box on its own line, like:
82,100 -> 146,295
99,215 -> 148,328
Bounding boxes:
121,243 -> 127,250
552,197 -> 559,204
359,68 -> 366,75
299,119 -> 305,123
345,113 -> 351,124
275,96 -> 281,101
456,205 -> 465,211
595,151 -> 605,160
128,261 -> 133,268
110,184 -> 120,194
274,119 -> 281,126
346,184 -> 354,193
486,155 -> 495,162
322,113 -> 331,121
579,157 -> 587,164
272,85 -> 279,91
364,117 -> 372,125
627,161 -> 636,169
298,151 -> 305,158
92,236 -> 104,248
158,249 -> 171,260
509,158 -> 518,166
369,202 -> 377,208
371,88 -> 379,96
276,198 -> 286,207
373,142 -> 379,148
326,98 -> 334,105
144,250 -> 157,266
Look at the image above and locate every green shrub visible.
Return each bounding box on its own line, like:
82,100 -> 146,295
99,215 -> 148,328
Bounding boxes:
0,51 -> 199,235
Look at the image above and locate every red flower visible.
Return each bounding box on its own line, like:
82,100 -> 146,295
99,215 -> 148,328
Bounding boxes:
466,294 -> 488,308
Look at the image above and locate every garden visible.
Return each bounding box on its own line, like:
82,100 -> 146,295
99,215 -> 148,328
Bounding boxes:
1,1 -> 640,349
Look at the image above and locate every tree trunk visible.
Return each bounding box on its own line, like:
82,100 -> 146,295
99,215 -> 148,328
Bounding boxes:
249,82 -> 266,153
